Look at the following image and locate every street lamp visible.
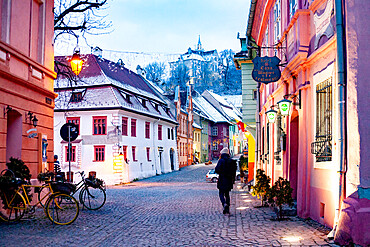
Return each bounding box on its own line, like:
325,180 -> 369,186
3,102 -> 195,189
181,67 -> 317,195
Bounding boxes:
266,109 -> 277,123
70,49 -> 83,76
277,98 -> 292,116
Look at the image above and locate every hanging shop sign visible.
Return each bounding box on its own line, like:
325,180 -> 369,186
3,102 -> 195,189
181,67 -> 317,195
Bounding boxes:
252,56 -> 281,83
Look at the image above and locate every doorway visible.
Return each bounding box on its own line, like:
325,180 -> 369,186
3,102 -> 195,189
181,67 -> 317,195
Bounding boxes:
289,115 -> 299,200
170,148 -> 175,170
6,110 -> 23,162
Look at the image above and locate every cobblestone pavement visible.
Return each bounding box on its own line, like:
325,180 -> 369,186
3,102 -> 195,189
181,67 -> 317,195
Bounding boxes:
0,163 -> 340,247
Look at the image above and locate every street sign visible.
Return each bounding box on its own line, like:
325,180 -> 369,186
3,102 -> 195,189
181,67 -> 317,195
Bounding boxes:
60,123 -> 79,142
252,56 -> 281,84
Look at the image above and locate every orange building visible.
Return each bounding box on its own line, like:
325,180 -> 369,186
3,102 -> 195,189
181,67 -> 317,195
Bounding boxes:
0,0 -> 56,177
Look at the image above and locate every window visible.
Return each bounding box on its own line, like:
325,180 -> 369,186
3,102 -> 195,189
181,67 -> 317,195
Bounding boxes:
274,0 -> 281,43
122,117 -> 128,136
65,146 -> 76,162
122,145 -> 127,160
168,128 -> 171,139
93,117 -> 107,135
131,119 -> 137,137
311,78 -> 332,162
94,146 -> 105,162
212,126 -> 218,136
70,92 -> 83,103
289,0 -> 298,20
1,0 -> 11,43
37,2 -> 45,64
253,89 -> 258,100
212,142 -> 218,151
158,124 -> 162,140
171,129 -> 174,140
146,147 -> 151,161
145,122 -> 150,139
132,146 -> 137,161
66,117 -> 80,135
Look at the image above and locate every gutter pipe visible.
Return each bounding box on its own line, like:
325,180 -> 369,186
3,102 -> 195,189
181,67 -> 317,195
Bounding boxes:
329,0 -> 347,238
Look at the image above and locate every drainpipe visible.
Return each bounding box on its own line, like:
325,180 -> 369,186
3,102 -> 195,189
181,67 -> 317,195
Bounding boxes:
329,0 -> 347,238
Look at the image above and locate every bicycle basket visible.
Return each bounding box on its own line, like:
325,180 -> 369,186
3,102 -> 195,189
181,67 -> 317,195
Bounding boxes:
85,178 -> 105,189
51,182 -> 76,195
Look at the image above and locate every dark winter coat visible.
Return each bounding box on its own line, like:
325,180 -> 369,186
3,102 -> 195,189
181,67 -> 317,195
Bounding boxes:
215,153 -> 236,191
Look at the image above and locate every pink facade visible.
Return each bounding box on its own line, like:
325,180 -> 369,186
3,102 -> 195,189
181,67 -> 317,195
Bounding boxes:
248,0 -> 369,245
0,0 -> 56,177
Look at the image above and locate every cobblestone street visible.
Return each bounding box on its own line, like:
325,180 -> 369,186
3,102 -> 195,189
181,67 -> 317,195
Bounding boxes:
0,163 -> 339,247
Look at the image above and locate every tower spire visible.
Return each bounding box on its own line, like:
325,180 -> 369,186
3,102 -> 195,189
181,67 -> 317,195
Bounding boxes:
197,35 -> 202,50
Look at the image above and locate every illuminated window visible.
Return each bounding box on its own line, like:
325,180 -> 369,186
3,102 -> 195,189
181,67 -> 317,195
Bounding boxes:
93,117 -> 107,135
122,117 -> 128,136
94,146 -> 105,162
65,146 -> 76,162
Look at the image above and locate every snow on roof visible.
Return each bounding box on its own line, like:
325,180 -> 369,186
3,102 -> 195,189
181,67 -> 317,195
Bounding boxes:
207,90 -> 231,106
192,95 -> 228,123
192,121 -> 202,129
224,95 -> 242,108
181,53 -> 205,62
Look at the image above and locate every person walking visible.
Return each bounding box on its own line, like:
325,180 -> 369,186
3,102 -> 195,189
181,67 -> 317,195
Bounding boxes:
215,147 -> 236,214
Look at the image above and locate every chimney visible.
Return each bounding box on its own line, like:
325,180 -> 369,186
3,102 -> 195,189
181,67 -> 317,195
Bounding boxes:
91,46 -> 103,57
136,65 -> 146,77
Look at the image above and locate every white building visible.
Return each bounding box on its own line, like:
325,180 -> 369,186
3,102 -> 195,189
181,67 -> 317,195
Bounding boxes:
54,54 -> 178,185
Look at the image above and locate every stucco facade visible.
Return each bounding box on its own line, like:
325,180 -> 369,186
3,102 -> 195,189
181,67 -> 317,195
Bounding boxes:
0,0 -> 56,177
246,0 -> 369,245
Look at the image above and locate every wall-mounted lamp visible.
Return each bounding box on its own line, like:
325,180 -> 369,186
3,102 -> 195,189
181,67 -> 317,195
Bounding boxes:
4,105 -> 12,118
266,109 -> 278,123
27,111 -> 38,127
277,98 -> 292,116
70,49 -> 83,76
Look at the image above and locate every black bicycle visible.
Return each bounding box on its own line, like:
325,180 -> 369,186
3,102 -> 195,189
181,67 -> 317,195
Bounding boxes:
38,171 -> 106,210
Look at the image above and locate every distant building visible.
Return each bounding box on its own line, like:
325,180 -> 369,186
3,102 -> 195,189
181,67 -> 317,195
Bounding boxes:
0,0 -> 56,176
54,54 -> 178,185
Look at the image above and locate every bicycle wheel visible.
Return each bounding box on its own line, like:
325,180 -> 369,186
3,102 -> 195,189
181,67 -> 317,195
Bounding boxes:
45,193 -> 79,225
79,186 -> 106,210
0,191 -> 26,222
37,185 -> 50,208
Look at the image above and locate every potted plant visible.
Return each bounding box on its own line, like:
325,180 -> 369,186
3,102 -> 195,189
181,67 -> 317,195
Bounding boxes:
267,177 -> 294,220
251,169 -> 271,207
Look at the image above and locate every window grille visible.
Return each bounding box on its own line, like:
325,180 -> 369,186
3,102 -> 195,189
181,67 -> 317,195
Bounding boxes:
93,117 -> 106,135
94,146 -> 105,161
66,117 -> 80,135
311,78 -> 332,162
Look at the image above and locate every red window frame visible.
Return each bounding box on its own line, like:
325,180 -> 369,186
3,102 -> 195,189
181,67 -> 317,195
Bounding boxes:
122,117 -> 128,136
158,124 -> 162,140
131,119 -> 137,137
146,147 -> 151,161
132,146 -> 137,161
145,121 -> 150,139
122,145 -> 127,160
66,117 -> 80,135
94,146 -> 105,162
93,116 -> 107,135
65,146 -> 76,162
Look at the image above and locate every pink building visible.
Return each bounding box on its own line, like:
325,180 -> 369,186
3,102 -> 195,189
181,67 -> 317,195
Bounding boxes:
0,0 -> 56,177
246,0 -> 369,245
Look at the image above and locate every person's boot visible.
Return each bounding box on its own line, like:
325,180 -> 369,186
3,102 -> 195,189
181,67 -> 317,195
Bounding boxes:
223,203 -> 229,214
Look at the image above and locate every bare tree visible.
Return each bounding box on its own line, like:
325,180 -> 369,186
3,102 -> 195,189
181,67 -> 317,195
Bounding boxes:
145,62 -> 166,85
169,62 -> 190,91
218,49 -> 241,94
54,0 -> 112,42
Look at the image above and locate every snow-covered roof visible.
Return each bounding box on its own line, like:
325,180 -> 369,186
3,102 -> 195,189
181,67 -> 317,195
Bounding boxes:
181,53 -> 205,62
224,95 -> 242,108
54,54 -> 177,124
192,95 -> 228,123
192,121 -> 202,129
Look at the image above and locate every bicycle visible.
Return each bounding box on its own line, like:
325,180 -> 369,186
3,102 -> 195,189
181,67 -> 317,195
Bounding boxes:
0,169 -> 79,225
38,171 -> 106,210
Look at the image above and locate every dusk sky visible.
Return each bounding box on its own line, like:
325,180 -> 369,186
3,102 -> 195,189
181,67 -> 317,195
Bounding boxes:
81,0 -> 250,54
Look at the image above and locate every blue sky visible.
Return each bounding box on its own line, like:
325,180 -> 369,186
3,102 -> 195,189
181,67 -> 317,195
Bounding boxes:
85,0 -> 250,54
